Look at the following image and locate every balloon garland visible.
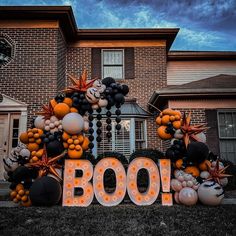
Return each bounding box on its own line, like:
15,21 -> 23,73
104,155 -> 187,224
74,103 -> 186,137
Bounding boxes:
3,70 -> 129,206
155,108 -> 232,206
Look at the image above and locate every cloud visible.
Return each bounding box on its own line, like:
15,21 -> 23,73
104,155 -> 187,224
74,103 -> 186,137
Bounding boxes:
0,0 -> 235,50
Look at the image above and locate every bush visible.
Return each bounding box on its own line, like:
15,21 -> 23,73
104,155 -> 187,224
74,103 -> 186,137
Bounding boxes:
96,151 -> 128,165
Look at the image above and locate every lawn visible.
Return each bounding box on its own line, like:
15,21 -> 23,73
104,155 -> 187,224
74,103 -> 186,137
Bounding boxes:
0,204 -> 236,235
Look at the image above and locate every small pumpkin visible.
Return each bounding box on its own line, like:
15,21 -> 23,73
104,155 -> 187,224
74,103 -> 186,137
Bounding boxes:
175,159 -> 183,169
68,148 -> 83,159
54,103 -> 70,119
157,126 -> 172,140
184,166 -> 200,177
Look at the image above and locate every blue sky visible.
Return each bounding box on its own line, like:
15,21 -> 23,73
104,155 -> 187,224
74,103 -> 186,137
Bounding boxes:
1,0 -> 236,51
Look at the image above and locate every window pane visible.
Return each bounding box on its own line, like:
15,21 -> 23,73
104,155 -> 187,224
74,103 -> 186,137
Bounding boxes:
135,120 -> 146,149
219,112 -> 236,138
103,66 -> 123,79
97,121 -> 112,154
13,119 -> 19,128
220,140 -> 236,164
103,51 -> 123,65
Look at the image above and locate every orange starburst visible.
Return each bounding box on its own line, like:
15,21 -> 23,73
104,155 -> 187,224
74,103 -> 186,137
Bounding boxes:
64,69 -> 97,93
181,112 -> 209,148
206,159 -> 232,185
26,146 -> 66,182
37,103 -> 54,120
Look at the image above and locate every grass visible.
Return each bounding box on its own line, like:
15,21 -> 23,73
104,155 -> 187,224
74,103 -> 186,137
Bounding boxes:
0,204 -> 236,235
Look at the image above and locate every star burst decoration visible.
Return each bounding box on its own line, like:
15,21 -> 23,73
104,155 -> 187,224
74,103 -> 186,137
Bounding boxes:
206,159 -> 232,185
181,112 -> 209,148
37,103 -> 54,120
64,69 -> 97,93
26,146 -> 66,182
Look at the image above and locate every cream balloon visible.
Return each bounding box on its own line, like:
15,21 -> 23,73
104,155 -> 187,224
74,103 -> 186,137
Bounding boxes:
98,98 -> 108,108
179,187 -> 198,206
174,192 -> 181,204
62,113 -> 84,135
34,116 -> 45,129
171,179 -> 183,192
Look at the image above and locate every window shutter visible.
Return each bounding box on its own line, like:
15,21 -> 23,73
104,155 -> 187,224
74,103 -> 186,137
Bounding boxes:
205,109 -> 220,155
91,48 -> 101,79
124,48 -> 135,79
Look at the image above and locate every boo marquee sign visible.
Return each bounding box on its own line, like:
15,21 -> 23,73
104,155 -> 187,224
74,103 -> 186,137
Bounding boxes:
62,158 -> 173,207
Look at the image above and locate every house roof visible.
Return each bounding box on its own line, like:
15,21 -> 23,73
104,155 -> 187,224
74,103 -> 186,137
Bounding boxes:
168,51 -> 236,61
0,6 -> 179,49
148,74 -> 236,110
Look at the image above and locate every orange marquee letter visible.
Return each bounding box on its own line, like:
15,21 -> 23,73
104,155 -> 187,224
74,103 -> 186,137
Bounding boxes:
63,160 -> 94,207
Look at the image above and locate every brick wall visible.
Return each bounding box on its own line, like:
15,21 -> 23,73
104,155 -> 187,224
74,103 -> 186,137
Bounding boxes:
0,28 -> 62,126
66,47 -> 91,86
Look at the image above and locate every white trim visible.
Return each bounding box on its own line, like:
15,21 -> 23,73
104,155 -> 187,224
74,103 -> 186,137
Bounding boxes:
130,118 -> 135,153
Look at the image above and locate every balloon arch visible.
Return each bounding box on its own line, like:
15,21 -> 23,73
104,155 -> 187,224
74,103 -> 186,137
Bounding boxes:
3,70 -> 231,207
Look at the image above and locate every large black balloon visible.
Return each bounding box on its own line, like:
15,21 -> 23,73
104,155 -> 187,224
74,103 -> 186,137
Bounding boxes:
186,142 -> 209,164
121,84 -> 129,95
29,176 -> 62,206
114,93 -> 125,104
46,140 -> 64,157
102,77 -> 116,86
12,166 -> 38,183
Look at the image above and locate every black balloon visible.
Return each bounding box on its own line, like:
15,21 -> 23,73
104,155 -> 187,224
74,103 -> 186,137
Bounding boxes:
46,140 -> 64,157
29,176 -> 62,206
102,77 -> 116,86
12,166 -> 38,183
121,84 -> 129,95
114,93 -> 125,104
186,142 -> 209,164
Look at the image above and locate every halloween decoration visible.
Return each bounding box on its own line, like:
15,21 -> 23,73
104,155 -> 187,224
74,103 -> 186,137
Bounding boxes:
178,187 -> 198,206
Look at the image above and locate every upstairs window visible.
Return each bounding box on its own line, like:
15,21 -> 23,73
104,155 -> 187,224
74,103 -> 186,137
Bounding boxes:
0,35 -> 14,67
102,49 -> 124,80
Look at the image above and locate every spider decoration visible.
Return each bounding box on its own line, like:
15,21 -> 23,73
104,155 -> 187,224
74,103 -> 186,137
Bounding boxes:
37,103 -> 54,120
64,69 -> 97,94
26,146 -> 66,182
206,159 -> 232,185
181,112 -> 209,148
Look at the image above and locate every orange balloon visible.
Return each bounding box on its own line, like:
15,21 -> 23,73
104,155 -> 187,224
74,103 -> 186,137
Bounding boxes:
184,166 -> 200,177
27,143 -> 39,152
54,103 -> 70,119
68,149 -> 83,159
63,97 -> 73,107
157,126 -> 172,140
199,160 -> 211,171
172,120 -> 181,129
20,132 -> 29,144
81,137 -> 89,151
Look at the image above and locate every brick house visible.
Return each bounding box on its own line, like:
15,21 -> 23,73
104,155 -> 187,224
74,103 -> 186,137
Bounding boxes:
0,6 -> 236,179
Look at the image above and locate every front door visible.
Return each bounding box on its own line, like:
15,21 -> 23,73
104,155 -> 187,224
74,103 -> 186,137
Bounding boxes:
0,114 -> 9,179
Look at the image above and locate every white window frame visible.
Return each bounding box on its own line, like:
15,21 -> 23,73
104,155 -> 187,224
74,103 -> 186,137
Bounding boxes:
101,49 -> 125,80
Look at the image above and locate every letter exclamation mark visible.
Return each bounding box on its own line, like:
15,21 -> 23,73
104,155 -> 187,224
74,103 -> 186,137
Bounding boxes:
159,159 -> 173,206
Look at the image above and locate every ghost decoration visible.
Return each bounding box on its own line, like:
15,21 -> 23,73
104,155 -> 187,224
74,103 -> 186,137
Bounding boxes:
93,80 -> 106,93
198,181 -> 224,206
86,87 -> 100,104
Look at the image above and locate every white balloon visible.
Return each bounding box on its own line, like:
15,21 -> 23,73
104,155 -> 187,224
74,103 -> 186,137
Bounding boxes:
184,174 -> 192,181
200,171 -> 210,179
174,129 -> 184,139
195,132 -> 206,143
62,113 -> 84,134
34,116 -> 45,129
45,125 -> 50,131
50,115 -> 58,123
187,180 -> 193,188
219,178 -> 228,187
174,169 -> 181,179
45,119 -> 51,125
174,192 -> 181,204
49,123 -> 55,129
182,181 -> 187,187
98,98 -> 108,108
171,179 -> 183,192
19,148 -> 31,158
179,187 -> 198,206
177,175 -> 184,182
193,183 -> 200,190
198,181 -> 224,206
54,121 -> 60,127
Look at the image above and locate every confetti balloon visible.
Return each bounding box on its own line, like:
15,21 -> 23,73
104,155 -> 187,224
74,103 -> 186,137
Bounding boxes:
179,187 -> 198,206
62,113 -> 84,134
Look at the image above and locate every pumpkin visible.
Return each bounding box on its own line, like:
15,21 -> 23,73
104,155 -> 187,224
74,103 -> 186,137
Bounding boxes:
62,132 -> 70,141
20,132 -> 29,144
70,107 -> 78,113
184,166 -> 200,177
199,160 -> 211,171
175,159 -> 183,169
81,137 -> 89,151
63,97 -> 73,107
54,103 -> 70,119
68,148 -> 83,159
173,120 -> 181,129
161,115 -> 170,125
156,116 -> 162,125
157,126 -> 172,140
27,143 -> 39,152
50,99 -> 57,108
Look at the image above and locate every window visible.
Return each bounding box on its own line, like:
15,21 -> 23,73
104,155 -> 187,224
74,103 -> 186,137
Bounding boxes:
96,118 -> 147,159
218,110 -> 236,163
0,35 -> 14,67
102,49 -> 124,79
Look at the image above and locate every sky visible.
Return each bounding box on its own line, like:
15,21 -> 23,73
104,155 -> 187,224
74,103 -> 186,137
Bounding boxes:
1,0 -> 236,51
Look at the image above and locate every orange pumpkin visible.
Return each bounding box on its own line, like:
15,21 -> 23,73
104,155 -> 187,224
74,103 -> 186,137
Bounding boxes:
156,116 -> 162,125
68,148 -> 83,159
157,126 -> 172,140
175,159 -> 183,169
63,97 -> 73,107
184,166 -> 200,177
70,107 -> 78,113
27,143 -> 39,152
81,137 -> 89,151
161,115 -> 170,125
172,120 -> 181,129
53,103 -> 70,119
199,160 -> 211,171
20,132 -> 29,144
